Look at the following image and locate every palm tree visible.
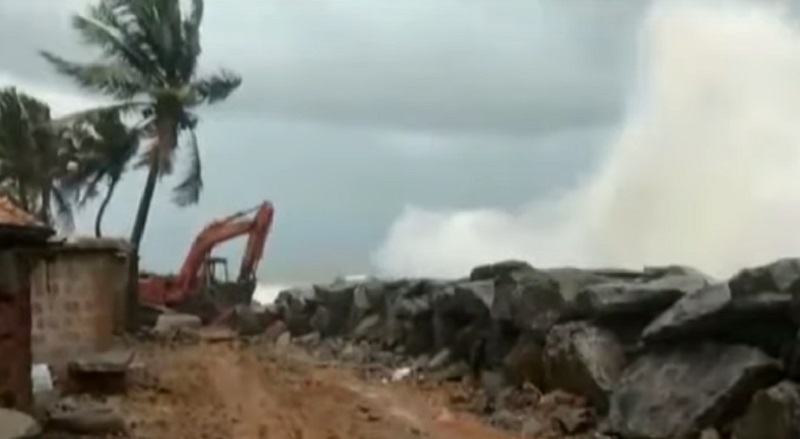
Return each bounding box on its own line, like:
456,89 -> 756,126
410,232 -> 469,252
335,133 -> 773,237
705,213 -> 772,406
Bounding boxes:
41,0 -> 242,250
61,110 -> 141,237
0,87 -> 82,230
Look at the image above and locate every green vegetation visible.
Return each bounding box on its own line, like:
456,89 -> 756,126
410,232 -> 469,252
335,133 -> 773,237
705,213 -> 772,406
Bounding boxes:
0,0 -> 243,242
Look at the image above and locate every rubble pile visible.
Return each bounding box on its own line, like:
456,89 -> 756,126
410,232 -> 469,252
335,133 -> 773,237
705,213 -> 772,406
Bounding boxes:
267,259 -> 800,439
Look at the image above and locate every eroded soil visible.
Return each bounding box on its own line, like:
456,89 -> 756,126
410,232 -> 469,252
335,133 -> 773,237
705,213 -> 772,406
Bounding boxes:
121,341 -> 515,439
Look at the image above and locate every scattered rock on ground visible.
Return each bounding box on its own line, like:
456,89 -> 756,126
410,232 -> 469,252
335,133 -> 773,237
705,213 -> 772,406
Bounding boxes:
151,313 -> 202,337
69,349 -> 134,373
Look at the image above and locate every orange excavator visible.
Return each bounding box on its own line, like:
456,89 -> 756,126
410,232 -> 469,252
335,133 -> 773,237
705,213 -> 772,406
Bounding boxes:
138,201 -> 275,322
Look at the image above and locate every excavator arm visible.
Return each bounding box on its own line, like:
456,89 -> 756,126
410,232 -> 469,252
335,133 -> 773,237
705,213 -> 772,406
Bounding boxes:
138,200 -> 275,315
176,201 -> 275,293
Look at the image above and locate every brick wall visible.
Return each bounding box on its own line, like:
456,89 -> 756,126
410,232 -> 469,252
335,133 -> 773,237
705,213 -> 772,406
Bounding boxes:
0,250 -> 32,411
30,241 -> 130,365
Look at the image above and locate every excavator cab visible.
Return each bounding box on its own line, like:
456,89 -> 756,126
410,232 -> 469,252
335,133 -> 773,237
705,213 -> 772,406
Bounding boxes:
203,256 -> 231,284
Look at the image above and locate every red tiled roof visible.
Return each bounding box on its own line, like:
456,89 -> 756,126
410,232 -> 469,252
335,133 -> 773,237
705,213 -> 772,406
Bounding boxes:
0,195 -> 46,228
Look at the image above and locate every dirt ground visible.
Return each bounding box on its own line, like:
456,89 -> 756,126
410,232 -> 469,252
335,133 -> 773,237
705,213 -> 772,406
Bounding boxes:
120,339 -> 516,439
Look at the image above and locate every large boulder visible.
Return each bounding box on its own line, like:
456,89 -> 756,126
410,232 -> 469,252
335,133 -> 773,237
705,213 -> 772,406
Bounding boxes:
643,281 -> 797,358
309,282 -> 357,337
729,258 -> 800,298
274,286 -> 318,336
642,283 -> 732,342
432,280 -> 494,354
472,261 -> 565,334
575,269 -> 711,321
543,322 -> 626,413
608,344 -> 782,439
732,381 -> 800,439
387,280 -> 441,354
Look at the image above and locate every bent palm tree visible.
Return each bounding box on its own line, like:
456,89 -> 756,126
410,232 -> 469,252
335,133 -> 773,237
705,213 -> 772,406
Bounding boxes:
41,0 -> 242,249
0,87 -> 82,230
61,110 -> 141,237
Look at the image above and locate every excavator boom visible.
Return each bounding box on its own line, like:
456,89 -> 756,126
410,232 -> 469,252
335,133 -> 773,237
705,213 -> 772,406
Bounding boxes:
138,201 -> 275,318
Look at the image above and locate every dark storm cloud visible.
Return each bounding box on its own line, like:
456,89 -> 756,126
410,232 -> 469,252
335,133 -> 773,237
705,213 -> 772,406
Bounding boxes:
0,0 -> 651,280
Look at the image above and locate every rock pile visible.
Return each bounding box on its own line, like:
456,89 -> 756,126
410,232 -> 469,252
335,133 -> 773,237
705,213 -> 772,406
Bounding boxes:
269,258 -> 800,439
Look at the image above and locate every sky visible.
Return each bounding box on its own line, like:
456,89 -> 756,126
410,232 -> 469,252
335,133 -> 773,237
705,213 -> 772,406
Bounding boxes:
3,0 -> 800,286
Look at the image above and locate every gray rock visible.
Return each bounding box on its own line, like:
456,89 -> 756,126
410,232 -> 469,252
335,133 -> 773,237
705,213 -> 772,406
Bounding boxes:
576,272 -> 710,320
0,409 -> 41,439
392,280 -> 436,318
432,280 -> 494,316
729,258 -> 800,298
232,304 -> 267,336
543,322 -> 626,413
352,314 -> 383,341
151,313 -> 201,336
642,283 -> 732,342
733,381 -> 800,439
48,405 -> 126,435
521,415 -> 550,438
263,320 -> 288,343
470,260 -> 534,281
274,286 -> 318,336
502,335 -> 546,388
608,344 -> 782,439
68,349 -> 134,373
643,282 -> 798,358
427,348 -> 452,371
312,283 -> 358,336
551,405 -> 594,435
481,262 -> 565,333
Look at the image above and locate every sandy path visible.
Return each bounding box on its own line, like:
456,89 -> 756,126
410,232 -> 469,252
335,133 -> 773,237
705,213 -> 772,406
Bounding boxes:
122,341 -> 515,439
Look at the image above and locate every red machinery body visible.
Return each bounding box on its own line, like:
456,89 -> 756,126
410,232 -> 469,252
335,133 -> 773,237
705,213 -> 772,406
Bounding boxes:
138,201 -> 275,312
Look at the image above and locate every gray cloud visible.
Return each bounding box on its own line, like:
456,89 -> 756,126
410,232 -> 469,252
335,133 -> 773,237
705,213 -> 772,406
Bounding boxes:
0,0 -> 650,281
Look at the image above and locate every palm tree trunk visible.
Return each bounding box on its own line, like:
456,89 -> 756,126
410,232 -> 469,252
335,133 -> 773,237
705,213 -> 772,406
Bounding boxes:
130,158 -> 159,248
126,112 -> 177,330
38,186 -> 51,226
94,180 -> 117,238
129,113 -> 176,249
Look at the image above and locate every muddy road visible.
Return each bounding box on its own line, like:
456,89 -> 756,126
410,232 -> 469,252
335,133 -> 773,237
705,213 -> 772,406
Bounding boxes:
121,341 -> 515,439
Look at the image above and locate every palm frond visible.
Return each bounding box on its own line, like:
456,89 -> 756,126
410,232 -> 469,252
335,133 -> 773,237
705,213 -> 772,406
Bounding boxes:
69,2 -> 163,82
49,101 -> 149,128
178,0 -> 204,81
171,128 -> 202,206
39,53 -> 147,100
192,70 -> 242,105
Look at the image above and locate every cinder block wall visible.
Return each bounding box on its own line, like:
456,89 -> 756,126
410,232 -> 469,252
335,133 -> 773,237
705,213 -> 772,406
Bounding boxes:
30,240 -> 130,365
